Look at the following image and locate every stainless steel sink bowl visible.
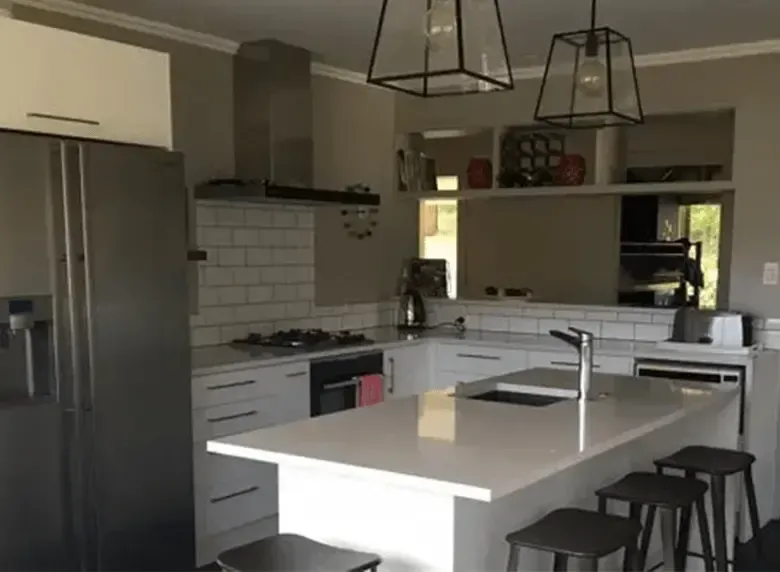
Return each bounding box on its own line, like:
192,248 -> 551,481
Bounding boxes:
462,390 -> 569,407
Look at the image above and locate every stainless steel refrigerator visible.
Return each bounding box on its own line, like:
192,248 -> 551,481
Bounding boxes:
0,131 -> 195,570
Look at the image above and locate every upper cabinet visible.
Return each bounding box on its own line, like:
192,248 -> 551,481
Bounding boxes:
0,18 -> 172,148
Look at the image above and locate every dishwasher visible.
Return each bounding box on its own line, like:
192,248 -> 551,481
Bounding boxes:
634,359 -> 746,440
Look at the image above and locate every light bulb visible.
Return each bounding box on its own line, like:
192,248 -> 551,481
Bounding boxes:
576,56 -> 606,98
425,0 -> 457,53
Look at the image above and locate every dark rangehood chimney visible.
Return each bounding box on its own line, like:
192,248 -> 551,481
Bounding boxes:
195,40 -> 379,207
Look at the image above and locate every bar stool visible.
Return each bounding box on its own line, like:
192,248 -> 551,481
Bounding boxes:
655,446 -> 761,572
216,534 -> 382,572
505,508 -> 642,571
596,472 -> 713,572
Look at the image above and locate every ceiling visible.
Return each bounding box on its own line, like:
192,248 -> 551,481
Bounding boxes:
67,0 -> 780,70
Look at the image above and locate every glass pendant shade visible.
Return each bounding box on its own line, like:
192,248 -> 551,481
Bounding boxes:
534,27 -> 643,128
366,0 -> 513,97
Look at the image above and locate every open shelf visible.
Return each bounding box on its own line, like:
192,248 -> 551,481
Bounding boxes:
405,180 -> 735,201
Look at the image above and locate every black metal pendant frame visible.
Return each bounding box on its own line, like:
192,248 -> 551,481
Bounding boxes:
534,2 -> 644,129
366,0 -> 514,97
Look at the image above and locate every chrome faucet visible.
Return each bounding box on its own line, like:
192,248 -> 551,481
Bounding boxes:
549,327 -> 595,401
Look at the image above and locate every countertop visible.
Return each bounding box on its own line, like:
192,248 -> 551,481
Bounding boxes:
192,327 -> 757,375
208,368 -> 737,502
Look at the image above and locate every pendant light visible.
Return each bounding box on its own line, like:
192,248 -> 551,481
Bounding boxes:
534,0 -> 643,128
366,0 -> 513,97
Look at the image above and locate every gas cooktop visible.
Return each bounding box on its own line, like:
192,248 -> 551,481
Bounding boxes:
234,328 -> 373,351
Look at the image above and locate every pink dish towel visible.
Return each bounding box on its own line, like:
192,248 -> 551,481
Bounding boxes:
359,374 -> 384,407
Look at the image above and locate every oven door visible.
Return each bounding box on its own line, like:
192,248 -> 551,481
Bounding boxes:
311,377 -> 359,417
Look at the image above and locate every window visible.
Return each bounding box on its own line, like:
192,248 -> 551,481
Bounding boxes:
687,203 -> 721,309
419,176 -> 458,298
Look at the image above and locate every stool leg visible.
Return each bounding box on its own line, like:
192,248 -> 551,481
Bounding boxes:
695,496 -> 714,572
638,506 -> 656,570
660,507 -> 677,572
744,465 -> 762,558
675,470 -> 696,571
553,553 -> 568,571
505,544 -> 520,572
710,475 -> 728,572
579,557 -> 598,571
598,496 -> 607,514
623,503 -> 641,572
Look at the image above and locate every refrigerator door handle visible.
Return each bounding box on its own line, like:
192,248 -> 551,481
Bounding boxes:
77,144 -> 97,412
61,143 -> 83,415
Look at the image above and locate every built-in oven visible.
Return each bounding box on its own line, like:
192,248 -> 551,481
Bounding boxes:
310,351 -> 384,417
634,358 -> 746,439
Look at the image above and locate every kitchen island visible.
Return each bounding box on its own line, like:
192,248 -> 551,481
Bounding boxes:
208,368 -> 740,571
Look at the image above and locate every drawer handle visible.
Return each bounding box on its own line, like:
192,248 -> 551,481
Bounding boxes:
27,112 -> 100,126
206,379 -> 256,391
210,485 -> 259,504
456,353 -> 501,361
285,371 -> 307,378
207,410 -> 258,423
550,360 -> 601,369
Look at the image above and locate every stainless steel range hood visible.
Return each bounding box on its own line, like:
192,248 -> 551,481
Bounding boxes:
195,40 -> 380,208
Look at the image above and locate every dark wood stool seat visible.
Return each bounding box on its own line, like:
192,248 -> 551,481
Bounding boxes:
216,534 -> 381,572
597,472 -> 709,508
655,445 -> 755,476
655,446 -> 761,571
596,471 -> 713,572
505,508 -> 642,571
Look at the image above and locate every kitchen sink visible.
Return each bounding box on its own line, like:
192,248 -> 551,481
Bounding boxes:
463,390 -> 569,407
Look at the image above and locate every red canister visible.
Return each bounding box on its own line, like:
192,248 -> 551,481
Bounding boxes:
467,157 -> 493,189
555,154 -> 586,186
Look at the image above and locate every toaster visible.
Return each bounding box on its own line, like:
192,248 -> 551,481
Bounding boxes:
671,308 -> 753,347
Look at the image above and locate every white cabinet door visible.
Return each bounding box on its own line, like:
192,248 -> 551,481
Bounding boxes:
433,371 -> 487,392
0,18 -> 171,147
384,344 -> 431,398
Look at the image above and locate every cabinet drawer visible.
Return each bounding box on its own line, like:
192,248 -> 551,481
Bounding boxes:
193,442 -> 271,490
192,361 -> 310,409
192,396 -> 283,442
437,344 -> 527,375
528,351 -> 632,374
198,476 -> 277,537
433,371 -> 488,392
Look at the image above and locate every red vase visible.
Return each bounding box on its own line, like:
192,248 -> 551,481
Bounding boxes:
467,157 -> 493,189
555,154 -> 586,186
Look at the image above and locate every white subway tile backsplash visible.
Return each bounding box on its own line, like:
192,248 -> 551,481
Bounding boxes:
218,248 -> 246,267
259,229 -> 285,247
201,306 -> 235,326
618,312 -> 653,323
480,315 -> 509,332
539,319 -> 568,334
634,323 -> 670,342
233,229 -> 260,246
286,302 -> 311,319
554,309 -> 586,320
192,326 -> 220,347
569,320 -> 601,337
233,267 -> 261,285
652,313 -> 675,325
273,284 -> 299,301
192,203 -> 390,347
586,311 -> 618,321
200,227 -> 232,247
247,248 -> 273,266
216,207 -> 244,226
204,267 -> 233,286
602,322 -> 634,340
216,286 -> 247,305
273,211 -> 297,228
248,285 -> 274,303
244,209 -> 273,227
509,317 -> 539,334
523,307 -> 555,319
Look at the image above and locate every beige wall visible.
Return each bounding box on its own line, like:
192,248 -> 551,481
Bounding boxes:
312,75 -> 417,305
397,55 -> 780,318
12,5 -> 235,189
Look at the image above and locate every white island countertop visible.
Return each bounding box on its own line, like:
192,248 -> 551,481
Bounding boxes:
208,368 -> 738,502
